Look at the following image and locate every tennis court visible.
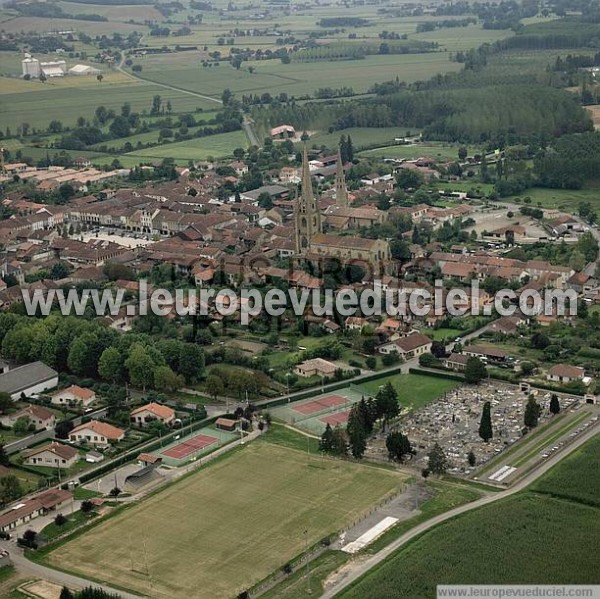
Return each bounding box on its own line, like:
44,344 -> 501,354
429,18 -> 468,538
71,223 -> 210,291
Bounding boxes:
271,384 -> 370,435
292,394 -> 346,415
320,411 -> 350,427
162,433 -> 218,459
156,425 -> 238,466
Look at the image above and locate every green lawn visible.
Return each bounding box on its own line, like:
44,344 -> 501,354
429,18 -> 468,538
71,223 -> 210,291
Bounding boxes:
307,128 -> 416,151
359,373 -> 459,410
504,184 -> 600,212
422,327 -> 464,341
359,142 -> 476,161
48,441 -> 404,599
40,510 -> 97,541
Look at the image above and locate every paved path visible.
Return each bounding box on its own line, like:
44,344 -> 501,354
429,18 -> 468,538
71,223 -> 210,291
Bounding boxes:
319,423 -> 600,598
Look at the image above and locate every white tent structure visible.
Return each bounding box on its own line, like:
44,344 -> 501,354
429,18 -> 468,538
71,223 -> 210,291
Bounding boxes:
68,64 -> 102,76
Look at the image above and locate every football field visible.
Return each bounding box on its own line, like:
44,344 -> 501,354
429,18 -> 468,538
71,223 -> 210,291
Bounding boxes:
48,441 -> 403,598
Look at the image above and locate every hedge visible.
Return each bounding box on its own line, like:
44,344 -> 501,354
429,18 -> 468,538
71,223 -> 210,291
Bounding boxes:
408,367 -> 465,382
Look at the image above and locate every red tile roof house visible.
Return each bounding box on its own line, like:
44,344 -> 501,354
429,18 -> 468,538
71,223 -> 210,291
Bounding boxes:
50,385 -> 96,408
69,420 -> 125,447
546,364 -> 585,384
443,352 -> 470,372
24,441 -> 78,469
0,487 -> 72,533
130,403 -> 175,428
378,332 -> 432,359
0,404 -> 55,431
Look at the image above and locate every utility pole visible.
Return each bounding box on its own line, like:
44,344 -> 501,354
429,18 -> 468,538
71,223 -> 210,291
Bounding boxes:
304,529 -> 312,594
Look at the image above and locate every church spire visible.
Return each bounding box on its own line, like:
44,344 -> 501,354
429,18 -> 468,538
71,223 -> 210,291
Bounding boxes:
295,145 -> 322,255
334,150 -> 349,208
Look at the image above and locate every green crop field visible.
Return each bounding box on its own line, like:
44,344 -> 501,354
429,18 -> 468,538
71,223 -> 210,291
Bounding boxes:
137,52 -> 462,98
336,434 -> 600,599
359,373 -> 459,410
0,72 -> 214,129
531,432 -> 600,507
338,494 -> 600,599
47,441 -> 403,599
124,129 -> 248,160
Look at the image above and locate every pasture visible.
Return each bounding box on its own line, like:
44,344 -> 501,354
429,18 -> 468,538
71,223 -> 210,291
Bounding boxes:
359,373 -> 460,411
48,441 -> 403,599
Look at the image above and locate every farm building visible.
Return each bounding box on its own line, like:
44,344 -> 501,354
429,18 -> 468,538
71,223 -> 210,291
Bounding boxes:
0,361 -> 58,400
68,64 -> 102,76
40,60 -> 67,78
270,125 -> 295,139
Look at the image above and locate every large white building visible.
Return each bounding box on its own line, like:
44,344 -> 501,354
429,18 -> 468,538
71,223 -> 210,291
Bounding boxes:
21,54 -> 41,78
40,60 -> 67,78
68,64 -> 102,76
22,54 -> 67,78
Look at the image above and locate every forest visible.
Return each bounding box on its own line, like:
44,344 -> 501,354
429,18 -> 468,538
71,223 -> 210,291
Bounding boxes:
534,131 -> 600,189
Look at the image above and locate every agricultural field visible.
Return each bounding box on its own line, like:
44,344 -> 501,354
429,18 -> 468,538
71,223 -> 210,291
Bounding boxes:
359,373 -> 459,411
124,129 -> 248,160
0,71 -> 214,130
531,433 -> 600,507
337,433 -> 600,599
338,494 -> 600,599
412,23 -> 513,52
47,440 -> 404,599
55,1 -> 164,22
0,15 -> 142,35
136,52 -> 463,99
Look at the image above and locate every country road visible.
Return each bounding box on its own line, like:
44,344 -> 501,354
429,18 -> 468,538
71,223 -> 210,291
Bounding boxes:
0,545 -> 145,598
319,421 -> 600,599
116,49 -> 261,148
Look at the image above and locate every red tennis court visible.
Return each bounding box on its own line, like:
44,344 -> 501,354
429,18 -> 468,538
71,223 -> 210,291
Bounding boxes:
320,410 -> 350,426
162,433 -> 218,459
292,394 -> 346,415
